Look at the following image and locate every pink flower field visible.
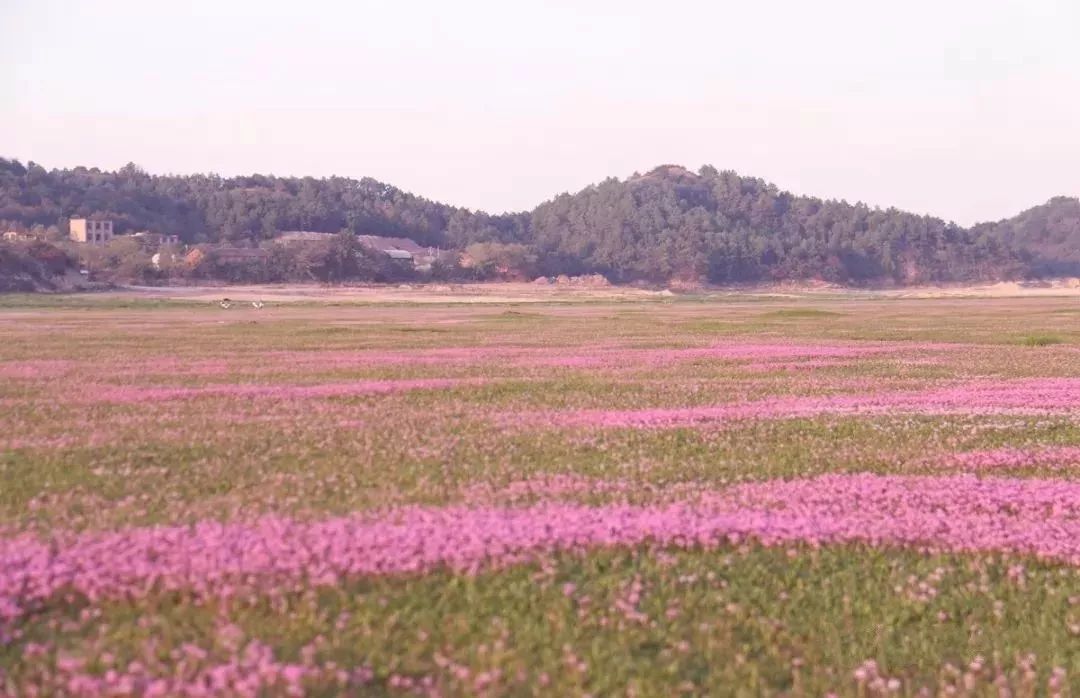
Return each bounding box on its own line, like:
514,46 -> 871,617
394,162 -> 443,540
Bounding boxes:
0,296 -> 1078,696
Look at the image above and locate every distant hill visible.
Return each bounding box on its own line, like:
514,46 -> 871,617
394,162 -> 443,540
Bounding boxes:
0,158 -> 463,247
1,157 -> 1073,285
972,197 -> 1080,276
520,165 -> 1027,283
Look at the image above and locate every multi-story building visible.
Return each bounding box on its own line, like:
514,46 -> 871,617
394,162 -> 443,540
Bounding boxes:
70,218 -> 114,245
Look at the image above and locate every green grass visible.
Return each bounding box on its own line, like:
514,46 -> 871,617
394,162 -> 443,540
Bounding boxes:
1018,334 -> 1066,346
762,308 -> 844,319
2,294 -> 1080,694
6,546 -> 1078,695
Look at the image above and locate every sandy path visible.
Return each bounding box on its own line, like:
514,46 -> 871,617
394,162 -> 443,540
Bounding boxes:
91,279 -> 1080,304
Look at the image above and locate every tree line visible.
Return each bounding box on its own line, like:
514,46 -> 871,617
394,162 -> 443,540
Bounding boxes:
2,157 -> 1076,285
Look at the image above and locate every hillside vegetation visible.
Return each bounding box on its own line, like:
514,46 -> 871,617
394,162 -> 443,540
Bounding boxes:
972,197 -> 1080,276
1,158 -> 1074,285
0,240 -> 76,292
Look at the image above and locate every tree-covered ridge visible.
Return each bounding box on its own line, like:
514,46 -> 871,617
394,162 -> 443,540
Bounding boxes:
523,165 -> 1025,283
972,197 -> 1080,276
0,157 -> 1068,284
0,158 -> 462,247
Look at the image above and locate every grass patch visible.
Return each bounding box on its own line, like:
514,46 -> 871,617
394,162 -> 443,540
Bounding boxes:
762,308 -> 843,319
4,295 -> 1080,694
7,545 -> 1080,696
1018,334 -> 1065,346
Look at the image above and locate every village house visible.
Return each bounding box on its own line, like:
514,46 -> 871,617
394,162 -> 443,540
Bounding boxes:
69,217 -> 114,245
356,234 -> 452,271
274,231 -> 338,246
5,228 -> 52,242
132,232 -> 181,249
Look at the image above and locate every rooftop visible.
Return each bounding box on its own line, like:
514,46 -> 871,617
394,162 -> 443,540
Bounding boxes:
276,231 -> 338,243
356,235 -> 432,255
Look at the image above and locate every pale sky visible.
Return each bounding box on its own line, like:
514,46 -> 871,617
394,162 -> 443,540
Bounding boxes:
3,0 -> 1079,225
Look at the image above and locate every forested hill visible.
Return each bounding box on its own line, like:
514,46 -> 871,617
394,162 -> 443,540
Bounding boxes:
971,197 -> 1080,276
0,157 -> 1068,284
522,165 -> 1024,283
0,159 -> 471,247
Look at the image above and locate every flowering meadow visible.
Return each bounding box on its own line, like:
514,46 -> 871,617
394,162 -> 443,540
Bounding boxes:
0,293 -> 1078,696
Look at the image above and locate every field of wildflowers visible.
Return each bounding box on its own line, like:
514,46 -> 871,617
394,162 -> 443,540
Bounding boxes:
0,294 -> 1078,696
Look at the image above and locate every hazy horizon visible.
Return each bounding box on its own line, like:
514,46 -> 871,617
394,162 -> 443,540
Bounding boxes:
4,0 -> 1079,226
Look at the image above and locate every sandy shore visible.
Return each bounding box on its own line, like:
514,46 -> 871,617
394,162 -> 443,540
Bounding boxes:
102,279 -> 1080,304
